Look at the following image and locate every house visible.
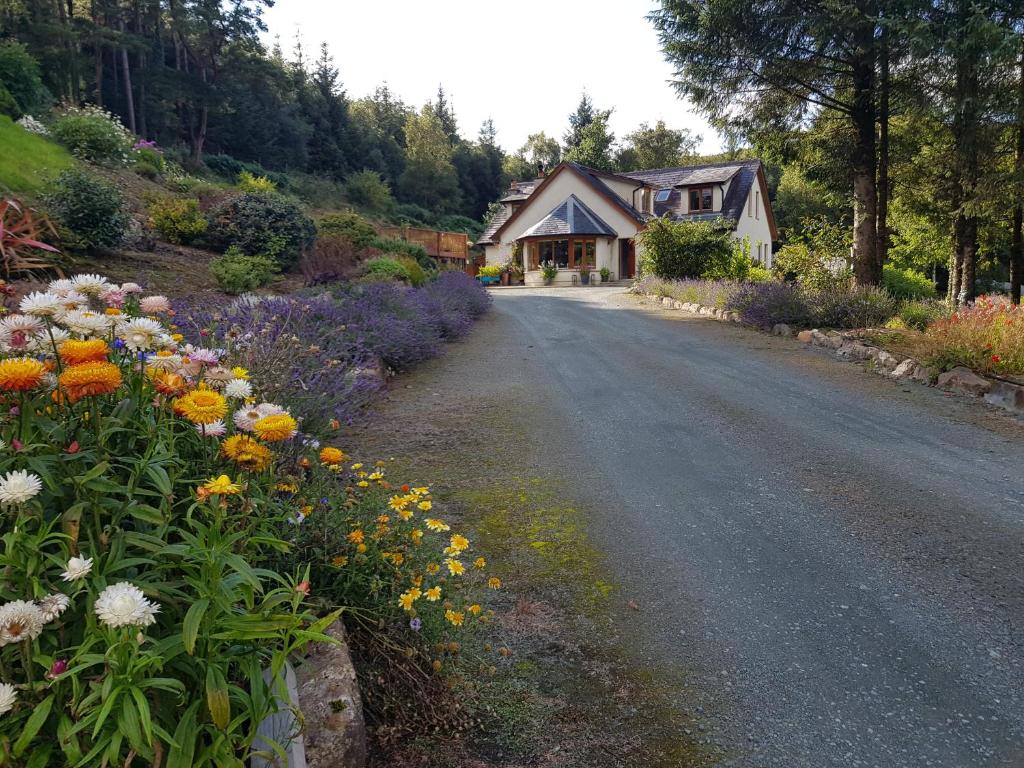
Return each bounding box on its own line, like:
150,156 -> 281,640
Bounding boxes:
475,159 -> 777,286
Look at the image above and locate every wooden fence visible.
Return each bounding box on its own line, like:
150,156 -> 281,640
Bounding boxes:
376,226 -> 469,265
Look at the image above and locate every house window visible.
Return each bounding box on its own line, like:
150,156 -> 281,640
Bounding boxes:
527,238 -> 597,269
755,191 -> 760,219
689,186 -> 714,212
655,189 -> 671,203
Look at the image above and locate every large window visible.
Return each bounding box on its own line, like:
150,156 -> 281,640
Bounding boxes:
689,186 -> 714,212
527,238 -> 597,269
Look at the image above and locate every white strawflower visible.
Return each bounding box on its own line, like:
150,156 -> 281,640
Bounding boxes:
19,292 -> 64,318
145,353 -> 182,372
47,278 -> 75,296
61,556 -> 93,582
0,683 -> 16,716
117,317 -> 164,351
37,593 -> 70,623
224,378 -> 253,399
196,420 -> 226,437
27,327 -> 69,352
139,295 -> 171,314
255,402 -> 286,418
1,315 -> 44,336
70,273 -> 111,296
60,310 -> 112,337
120,282 -> 143,295
0,600 -> 46,645
0,470 -> 42,506
232,405 -> 262,432
94,582 -> 159,629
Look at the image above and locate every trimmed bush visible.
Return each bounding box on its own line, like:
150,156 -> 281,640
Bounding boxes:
345,170 -> 392,212
205,192 -> 316,269
397,255 -> 427,287
209,246 -> 278,294
881,264 -> 936,300
318,211 -> 377,249
369,236 -> 436,274
50,104 -> 133,164
237,169 -> 276,193
363,255 -> 411,283
146,196 -> 207,244
637,218 -> 735,280
44,169 -> 128,252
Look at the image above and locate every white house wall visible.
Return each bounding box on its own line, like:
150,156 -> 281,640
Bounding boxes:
734,182 -> 774,267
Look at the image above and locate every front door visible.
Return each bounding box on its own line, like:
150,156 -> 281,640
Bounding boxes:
620,239 -> 636,279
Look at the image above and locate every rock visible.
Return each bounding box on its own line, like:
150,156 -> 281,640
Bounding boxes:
797,330 -> 815,343
662,297 -> 674,307
909,364 -> 933,384
872,349 -> 900,372
983,380 -> 1024,414
824,333 -> 846,350
253,662 -> 306,768
699,305 -> 715,316
809,329 -> 829,346
296,621 -> 367,768
772,323 -> 793,337
835,342 -> 873,362
890,359 -> 917,379
728,311 -> 742,323
672,300 -> 685,310
936,366 -> 992,397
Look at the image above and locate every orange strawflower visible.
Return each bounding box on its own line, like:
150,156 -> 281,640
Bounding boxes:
58,361 -> 122,402
174,385 -> 228,425
0,357 -> 45,392
220,434 -> 271,472
319,446 -> 347,465
59,339 -> 109,365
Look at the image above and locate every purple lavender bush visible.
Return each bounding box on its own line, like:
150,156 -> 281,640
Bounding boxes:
806,284 -> 898,329
726,281 -> 814,328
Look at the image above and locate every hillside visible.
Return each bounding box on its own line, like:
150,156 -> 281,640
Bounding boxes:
0,115 -> 75,195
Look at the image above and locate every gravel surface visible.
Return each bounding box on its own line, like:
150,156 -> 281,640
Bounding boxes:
356,286 -> 1024,767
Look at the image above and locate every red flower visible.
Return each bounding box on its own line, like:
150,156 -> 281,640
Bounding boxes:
65,441 -> 80,454
991,355 -> 1001,363
295,580 -> 310,595
46,659 -> 68,679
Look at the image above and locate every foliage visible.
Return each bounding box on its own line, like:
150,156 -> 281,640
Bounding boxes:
299,236 -> 362,286
616,120 -> 699,170
399,106 -> 460,212
0,274 -> 336,766
563,106 -> 615,171
748,265 -> 773,282
0,40 -> 49,117
637,218 -> 735,280
633,276 -> 738,309
0,197 -> 60,276
881,265 -> 936,301
397,256 -> 427,287
345,170 -> 393,212
205,192 -> 316,269
913,297 -> 1024,375
146,196 -> 207,245
0,82 -> 18,119
600,267 -> 611,283
727,280 -> 813,326
364,256 -> 413,284
477,265 -> 502,278
318,211 -> 378,249
369,236 -> 435,274
892,299 -> 949,331
541,262 -> 558,282
503,132 -> 561,180
44,169 -> 128,253
237,169 -> 277,193
209,246 -> 278,294
0,115 -> 75,194
50,105 -> 133,165
806,284 -> 898,329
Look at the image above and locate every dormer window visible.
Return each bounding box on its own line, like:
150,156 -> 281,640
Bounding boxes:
655,189 -> 672,203
689,186 -> 714,212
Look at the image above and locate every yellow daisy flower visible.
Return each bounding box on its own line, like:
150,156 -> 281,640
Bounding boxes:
445,609 -> 464,627
425,518 -> 449,532
425,587 -> 442,601
201,475 -> 241,495
474,557 -> 487,570
445,559 -> 465,576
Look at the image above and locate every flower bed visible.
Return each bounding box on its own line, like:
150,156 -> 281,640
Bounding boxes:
0,270 -> 494,764
909,296 -> 1024,376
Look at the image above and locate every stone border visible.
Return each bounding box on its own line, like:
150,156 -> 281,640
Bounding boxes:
641,291 -> 1024,418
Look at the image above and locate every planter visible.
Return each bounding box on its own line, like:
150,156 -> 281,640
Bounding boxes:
479,275 -> 500,286
580,272 -> 591,285
500,272 -> 510,286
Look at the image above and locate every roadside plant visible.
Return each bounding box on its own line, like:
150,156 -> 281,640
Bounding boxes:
477,265 -> 502,278
914,296 -> 1024,375
237,169 -> 277,193
637,217 -> 734,280
205,192 -> 316,269
364,255 -> 412,284
0,273 -> 337,765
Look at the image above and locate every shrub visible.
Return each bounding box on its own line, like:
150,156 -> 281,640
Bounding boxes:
807,283 -> 899,329
318,211 -> 378,249
894,299 -> 949,331
772,217 -> 852,289
0,81 -> 18,119
397,255 -> 427,286
637,218 -> 735,280
881,264 -> 936,300
390,202 -> 434,227
370,236 -> 436,274
44,169 -> 128,252
300,236 -> 361,285
203,152 -> 244,179
748,265 -> 773,282
913,296 -> 1024,375
364,255 -> 411,283
477,265 -> 502,278
205,192 -> 316,269
345,169 -> 392,211
0,40 -> 49,116
209,245 -> 278,293
727,281 -> 814,327
146,196 -> 207,244
50,104 -> 133,164
237,169 -> 277,193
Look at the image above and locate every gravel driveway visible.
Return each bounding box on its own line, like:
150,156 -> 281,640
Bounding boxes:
357,285 -> 1024,767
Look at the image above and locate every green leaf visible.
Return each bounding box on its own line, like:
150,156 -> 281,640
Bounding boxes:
205,667 -> 230,731
126,503 -> 166,525
165,700 -> 200,768
145,464 -> 173,496
13,693 -> 53,757
25,743 -> 52,768
183,599 -> 210,655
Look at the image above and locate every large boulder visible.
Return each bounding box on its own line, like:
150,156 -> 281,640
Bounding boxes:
871,349 -> 900,373
890,359 -> 917,379
772,323 -> 793,337
797,330 -> 815,343
936,366 -> 992,397
983,380 -> 1024,414
835,342 -> 873,362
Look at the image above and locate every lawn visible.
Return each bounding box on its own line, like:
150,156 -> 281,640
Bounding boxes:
0,114 -> 76,195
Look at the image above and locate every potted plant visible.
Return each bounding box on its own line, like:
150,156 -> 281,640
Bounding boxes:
541,261 -> 558,285
600,267 -> 611,284
579,262 -> 592,285
508,262 -> 525,285
478,265 -> 502,285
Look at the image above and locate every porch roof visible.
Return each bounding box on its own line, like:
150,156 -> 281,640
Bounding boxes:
519,194 -> 617,239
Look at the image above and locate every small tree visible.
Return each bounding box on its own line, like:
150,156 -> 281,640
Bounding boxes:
637,217 -> 735,279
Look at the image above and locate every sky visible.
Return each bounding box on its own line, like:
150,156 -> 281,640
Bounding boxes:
261,0 -> 723,155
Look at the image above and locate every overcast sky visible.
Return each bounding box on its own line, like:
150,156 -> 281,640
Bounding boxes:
262,0 -> 722,155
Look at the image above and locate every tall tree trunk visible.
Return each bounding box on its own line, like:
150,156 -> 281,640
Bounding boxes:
1012,36 -> 1024,305
851,9 -> 879,285
120,40 -> 136,134
876,13 -> 890,270
951,2 -> 981,306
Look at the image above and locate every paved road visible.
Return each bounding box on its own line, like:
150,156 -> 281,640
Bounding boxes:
490,287 -> 1024,767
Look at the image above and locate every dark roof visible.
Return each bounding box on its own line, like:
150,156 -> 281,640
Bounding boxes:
499,178 -> 542,203
627,159 -> 764,226
520,195 -> 617,238
563,162 -> 649,226
475,205 -> 510,246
